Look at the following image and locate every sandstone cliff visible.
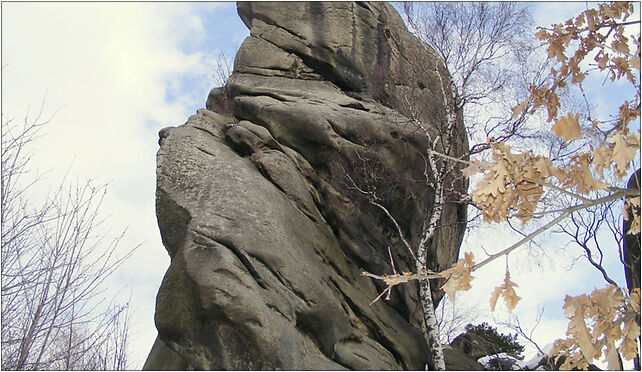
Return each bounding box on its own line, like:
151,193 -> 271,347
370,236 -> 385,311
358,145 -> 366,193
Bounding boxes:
144,2 -> 468,369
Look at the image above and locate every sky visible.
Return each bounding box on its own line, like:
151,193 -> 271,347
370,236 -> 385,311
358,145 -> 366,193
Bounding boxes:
1,1 -> 639,369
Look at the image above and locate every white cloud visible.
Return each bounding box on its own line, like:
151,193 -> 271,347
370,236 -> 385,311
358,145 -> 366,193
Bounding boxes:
532,2 -> 588,29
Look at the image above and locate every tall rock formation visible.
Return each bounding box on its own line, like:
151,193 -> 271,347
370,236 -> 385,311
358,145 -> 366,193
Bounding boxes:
144,2 -> 468,370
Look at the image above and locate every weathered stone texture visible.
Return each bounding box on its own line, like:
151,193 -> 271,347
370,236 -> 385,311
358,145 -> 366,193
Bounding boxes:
145,2 -> 468,370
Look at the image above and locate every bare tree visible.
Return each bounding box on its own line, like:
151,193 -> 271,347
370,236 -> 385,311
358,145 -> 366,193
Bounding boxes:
1,101 -> 134,370
207,50 -> 235,114
402,2 -> 530,104
500,309 -> 557,370
401,2 -> 555,153
210,49 -> 234,87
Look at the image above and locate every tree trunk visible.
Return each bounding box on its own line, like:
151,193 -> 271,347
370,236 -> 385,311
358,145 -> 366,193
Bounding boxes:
417,276 -> 446,370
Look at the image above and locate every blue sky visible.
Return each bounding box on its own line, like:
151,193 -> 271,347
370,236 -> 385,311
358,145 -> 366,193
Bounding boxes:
2,2 -> 639,368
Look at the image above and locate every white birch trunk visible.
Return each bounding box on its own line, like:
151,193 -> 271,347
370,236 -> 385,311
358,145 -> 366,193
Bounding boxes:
416,261 -> 446,370
415,179 -> 446,370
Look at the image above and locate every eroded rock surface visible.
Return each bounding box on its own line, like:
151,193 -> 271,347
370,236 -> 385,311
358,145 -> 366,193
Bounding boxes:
144,2 -> 468,370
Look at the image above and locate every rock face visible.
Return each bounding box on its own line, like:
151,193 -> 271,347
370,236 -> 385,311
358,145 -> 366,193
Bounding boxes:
144,2 -> 468,370
451,331 -> 502,360
442,347 -> 486,371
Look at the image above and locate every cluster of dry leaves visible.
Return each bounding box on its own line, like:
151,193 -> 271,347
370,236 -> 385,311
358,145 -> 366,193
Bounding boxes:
464,143 -> 558,224
440,252 -> 475,300
551,286 -> 640,370
439,253 -> 521,313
